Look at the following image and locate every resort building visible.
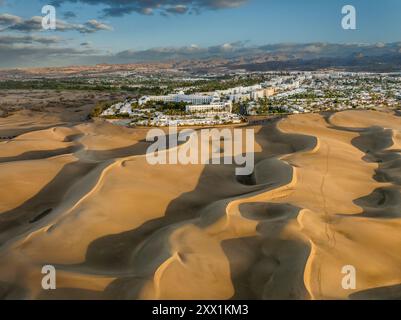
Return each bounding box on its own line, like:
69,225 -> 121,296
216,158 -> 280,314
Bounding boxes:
186,101 -> 233,113
217,84 -> 262,96
250,88 -> 276,100
139,91 -> 214,106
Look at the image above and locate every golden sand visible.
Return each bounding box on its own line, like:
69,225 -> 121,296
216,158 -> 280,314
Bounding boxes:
0,110 -> 400,299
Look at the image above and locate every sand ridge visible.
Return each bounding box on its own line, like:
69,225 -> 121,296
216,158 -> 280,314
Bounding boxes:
0,110 -> 401,299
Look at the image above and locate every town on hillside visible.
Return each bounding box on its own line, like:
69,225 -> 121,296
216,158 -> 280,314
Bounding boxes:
97,71 -> 401,127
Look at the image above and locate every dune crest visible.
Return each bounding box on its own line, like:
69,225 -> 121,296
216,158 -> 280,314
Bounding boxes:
0,110 -> 401,300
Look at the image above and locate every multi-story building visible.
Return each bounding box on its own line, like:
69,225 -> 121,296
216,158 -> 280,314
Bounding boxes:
217,84 -> 262,96
251,88 -> 276,100
139,91 -> 214,106
186,101 -> 233,113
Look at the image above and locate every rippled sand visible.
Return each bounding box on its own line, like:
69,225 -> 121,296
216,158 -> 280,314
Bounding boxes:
0,110 -> 400,300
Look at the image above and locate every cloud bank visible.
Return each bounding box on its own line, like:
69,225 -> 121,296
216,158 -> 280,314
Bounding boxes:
51,0 -> 248,17
0,13 -> 112,33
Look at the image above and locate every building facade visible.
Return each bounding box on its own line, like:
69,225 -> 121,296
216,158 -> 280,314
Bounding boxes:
139,91 -> 214,106
185,101 -> 233,113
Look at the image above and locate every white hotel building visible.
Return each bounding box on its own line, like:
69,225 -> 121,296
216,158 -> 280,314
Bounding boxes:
217,84 -> 263,102
185,101 -> 233,113
139,91 -> 214,106
217,84 -> 262,96
139,91 -> 232,113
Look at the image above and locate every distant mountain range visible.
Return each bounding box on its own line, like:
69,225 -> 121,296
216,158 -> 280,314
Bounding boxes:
2,42 -> 401,77
170,42 -> 401,73
182,52 -> 401,73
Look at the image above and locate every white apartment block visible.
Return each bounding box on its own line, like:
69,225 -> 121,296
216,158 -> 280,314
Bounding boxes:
250,88 -> 276,100
139,91 -> 214,106
217,84 -> 262,96
186,101 -> 233,113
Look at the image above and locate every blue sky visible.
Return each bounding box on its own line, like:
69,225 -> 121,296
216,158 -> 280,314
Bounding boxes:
1,0 -> 401,67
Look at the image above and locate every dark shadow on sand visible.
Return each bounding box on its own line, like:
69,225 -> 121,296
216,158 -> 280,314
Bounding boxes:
350,283 -> 401,300
324,114 -> 401,220
48,119 -> 316,300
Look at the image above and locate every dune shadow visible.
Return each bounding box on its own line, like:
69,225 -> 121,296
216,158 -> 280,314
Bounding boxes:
222,203 -> 311,300
0,131 -> 164,249
0,123 -> 69,140
323,116 -> 401,220
0,161 -> 99,247
49,119 -> 316,300
349,126 -> 401,219
0,280 -> 28,300
350,283 -> 401,300
0,145 -> 82,163
83,131 -> 189,161
220,123 -> 315,300
55,159 -> 264,298
350,187 -> 401,218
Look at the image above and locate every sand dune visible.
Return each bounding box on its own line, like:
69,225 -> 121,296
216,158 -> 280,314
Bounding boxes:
0,110 -> 401,299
